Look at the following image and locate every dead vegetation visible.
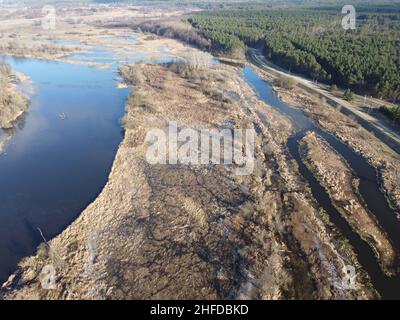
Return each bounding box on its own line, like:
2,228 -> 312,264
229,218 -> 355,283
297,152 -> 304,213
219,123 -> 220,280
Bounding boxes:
269,72 -> 400,214
0,62 -> 28,130
132,20 -> 210,51
1,61 -> 376,300
300,132 -> 397,275
0,41 -> 72,59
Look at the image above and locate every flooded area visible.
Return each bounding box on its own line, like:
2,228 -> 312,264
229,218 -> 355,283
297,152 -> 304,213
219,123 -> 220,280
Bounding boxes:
0,30 -> 208,285
242,66 -> 400,299
0,55 -> 129,283
0,31 -> 399,298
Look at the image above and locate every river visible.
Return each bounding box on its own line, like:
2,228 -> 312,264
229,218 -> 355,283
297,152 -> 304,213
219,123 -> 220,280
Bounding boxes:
0,55 -> 129,283
0,34 -> 399,298
0,32 -> 199,286
242,66 -> 400,299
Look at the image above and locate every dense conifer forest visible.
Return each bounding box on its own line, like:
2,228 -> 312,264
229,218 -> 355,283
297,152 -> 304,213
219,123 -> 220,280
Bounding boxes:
189,3 -> 400,102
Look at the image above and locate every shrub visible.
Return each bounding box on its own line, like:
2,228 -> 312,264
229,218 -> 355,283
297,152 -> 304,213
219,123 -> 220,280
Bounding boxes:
273,75 -> 297,90
120,64 -> 145,86
37,242 -> 49,261
343,89 -> 354,101
168,52 -> 213,81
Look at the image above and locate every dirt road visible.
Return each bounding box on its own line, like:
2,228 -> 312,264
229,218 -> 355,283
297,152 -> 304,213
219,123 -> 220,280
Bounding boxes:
248,48 -> 400,154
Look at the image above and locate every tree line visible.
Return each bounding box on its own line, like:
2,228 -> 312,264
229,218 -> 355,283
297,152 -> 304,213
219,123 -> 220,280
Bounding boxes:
189,4 -> 400,102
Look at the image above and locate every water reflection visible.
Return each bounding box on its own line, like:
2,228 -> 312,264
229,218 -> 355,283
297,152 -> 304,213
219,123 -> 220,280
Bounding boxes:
0,56 -> 129,283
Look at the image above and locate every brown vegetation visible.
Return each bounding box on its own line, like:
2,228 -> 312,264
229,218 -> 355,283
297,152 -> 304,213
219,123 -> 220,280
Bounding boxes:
133,20 -> 210,51
0,62 -> 28,130
1,61 -> 376,299
270,72 -> 400,213
300,132 -> 397,275
273,75 -> 297,90
0,41 -> 72,59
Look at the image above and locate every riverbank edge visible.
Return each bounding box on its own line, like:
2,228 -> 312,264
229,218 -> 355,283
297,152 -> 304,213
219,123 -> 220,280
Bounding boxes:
299,133 -> 397,277
248,63 -> 400,217
0,68 -> 34,154
0,70 -> 31,129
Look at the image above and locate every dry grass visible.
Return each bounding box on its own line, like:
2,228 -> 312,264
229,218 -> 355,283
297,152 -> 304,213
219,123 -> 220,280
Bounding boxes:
133,20 -> 210,51
1,62 -> 376,300
0,42 -> 71,59
300,132 -> 397,275
0,62 -> 28,129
